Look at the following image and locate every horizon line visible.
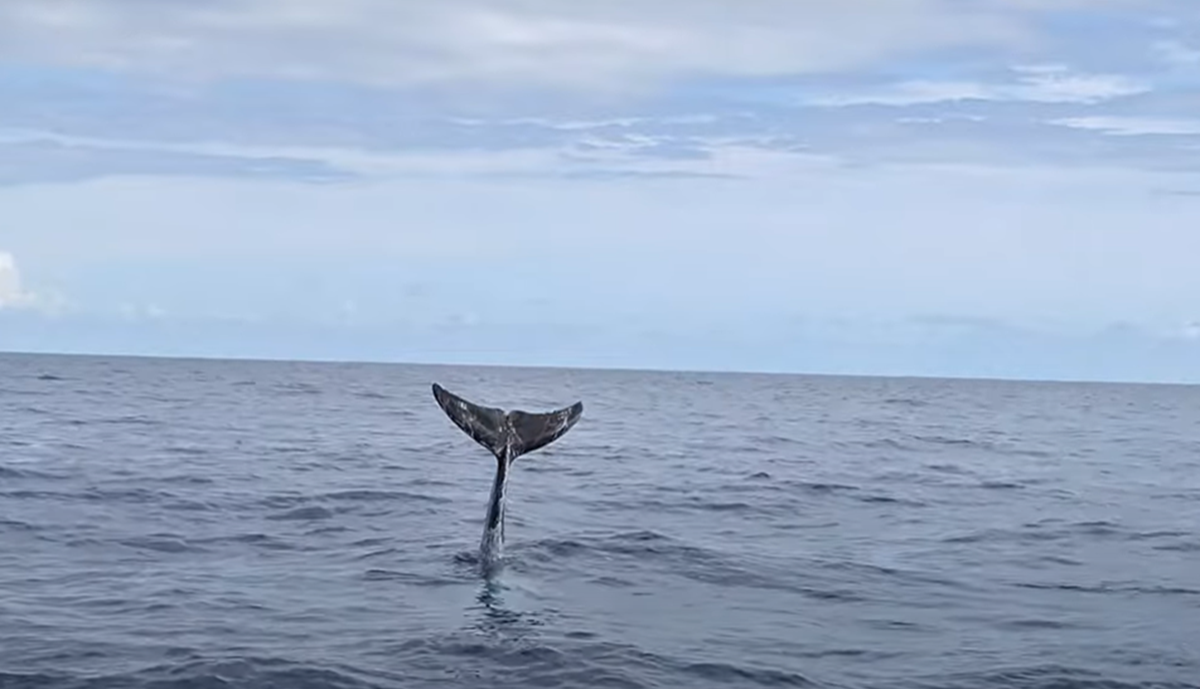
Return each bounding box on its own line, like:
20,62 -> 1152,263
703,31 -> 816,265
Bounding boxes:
2,347 -> 1196,389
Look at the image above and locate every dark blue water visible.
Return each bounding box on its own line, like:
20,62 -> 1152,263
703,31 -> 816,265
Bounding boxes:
1,352 -> 1198,689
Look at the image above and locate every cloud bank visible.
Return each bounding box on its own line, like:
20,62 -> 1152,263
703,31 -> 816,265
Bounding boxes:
0,0 -> 1116,92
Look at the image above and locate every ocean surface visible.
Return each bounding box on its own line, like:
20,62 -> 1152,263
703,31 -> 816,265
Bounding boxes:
1,352 -> 1198,689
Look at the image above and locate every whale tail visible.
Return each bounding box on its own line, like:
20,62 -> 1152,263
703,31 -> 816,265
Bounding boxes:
431,383 -> 583,461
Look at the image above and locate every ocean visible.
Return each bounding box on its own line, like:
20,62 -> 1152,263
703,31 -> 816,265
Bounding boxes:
1,352 -> 1197,689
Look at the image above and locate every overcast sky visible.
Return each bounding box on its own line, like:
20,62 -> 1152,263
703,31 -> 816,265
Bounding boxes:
2,1 -> 1199,382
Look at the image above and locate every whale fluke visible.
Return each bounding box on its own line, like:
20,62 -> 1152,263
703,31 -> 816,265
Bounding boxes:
431,382 -> 583,462
431,382 -> 584,575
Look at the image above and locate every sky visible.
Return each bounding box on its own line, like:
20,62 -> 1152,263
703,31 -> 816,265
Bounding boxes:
1,0 -> 1199,383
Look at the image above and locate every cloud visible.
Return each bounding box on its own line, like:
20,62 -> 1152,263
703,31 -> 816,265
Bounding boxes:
0,1 -> 1187,180
1153,39 -> 1200,67
0,251 -> 41,310
0,127 -> 759,184
1051,115 -> 1200,136
810,64 -> 1149,106
0,137 -> 355,187
10,92 -> 1200,191
0,0 -> 1051,93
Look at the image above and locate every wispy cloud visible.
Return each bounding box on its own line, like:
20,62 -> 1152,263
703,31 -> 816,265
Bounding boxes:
1051,115 -> 1200,136
809,64 -> 1149,106
0,137 -> 354,187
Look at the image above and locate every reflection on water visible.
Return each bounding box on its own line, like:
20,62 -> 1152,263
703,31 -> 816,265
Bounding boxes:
471,574 -> 546,641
